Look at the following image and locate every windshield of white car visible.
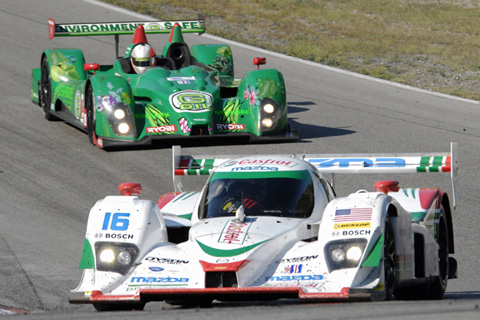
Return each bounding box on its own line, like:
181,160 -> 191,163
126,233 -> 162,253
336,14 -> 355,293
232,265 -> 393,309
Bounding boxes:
200,171 -> 314,219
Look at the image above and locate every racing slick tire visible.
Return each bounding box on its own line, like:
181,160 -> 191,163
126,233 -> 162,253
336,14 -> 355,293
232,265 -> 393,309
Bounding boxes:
384,214 -> 396,300
85,84 -> 96,145
394,204 -> 449,300
425,205 -> 450,299
40,56 -> 59,121
93,302 -> 145,312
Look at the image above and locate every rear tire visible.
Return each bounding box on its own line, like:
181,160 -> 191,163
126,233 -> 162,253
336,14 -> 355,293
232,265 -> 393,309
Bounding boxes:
394,204 -> 449,300
423,205 -> 449,299
40,56 -> 58,121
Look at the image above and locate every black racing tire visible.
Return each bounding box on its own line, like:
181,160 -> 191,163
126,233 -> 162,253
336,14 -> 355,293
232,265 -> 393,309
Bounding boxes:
383,214 -> 396,300
423,205 -> 449,299
85,84 -> 96,145
93,302 -> 145,312
40,55 -> 59,121
394,204 -> 449,300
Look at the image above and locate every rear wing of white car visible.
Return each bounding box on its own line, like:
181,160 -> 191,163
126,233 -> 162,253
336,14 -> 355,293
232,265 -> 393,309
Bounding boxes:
172,143 -> 458,206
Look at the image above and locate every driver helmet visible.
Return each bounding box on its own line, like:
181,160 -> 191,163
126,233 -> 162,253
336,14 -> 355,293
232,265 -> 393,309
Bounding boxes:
130,43 -> 157,74
227,180 -> 259,199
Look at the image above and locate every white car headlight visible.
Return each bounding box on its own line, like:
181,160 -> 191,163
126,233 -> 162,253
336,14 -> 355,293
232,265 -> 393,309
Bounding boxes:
331,248 -> 346,263
99,249 -> 115,263
117,251 -> 132,265
346,246 -> 363,262
95,242 -> 139,275
325,239 -> 367,272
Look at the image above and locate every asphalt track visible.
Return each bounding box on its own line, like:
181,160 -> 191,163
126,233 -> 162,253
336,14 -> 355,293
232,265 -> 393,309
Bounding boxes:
0,0 -> 479,318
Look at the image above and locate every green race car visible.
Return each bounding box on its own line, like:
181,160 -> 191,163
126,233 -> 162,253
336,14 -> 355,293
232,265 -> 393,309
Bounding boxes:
30,17 -> 298,149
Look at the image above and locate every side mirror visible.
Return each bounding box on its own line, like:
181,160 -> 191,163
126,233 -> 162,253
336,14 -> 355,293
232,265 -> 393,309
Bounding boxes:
84,63 -> 100,74
253,57 -> 266,69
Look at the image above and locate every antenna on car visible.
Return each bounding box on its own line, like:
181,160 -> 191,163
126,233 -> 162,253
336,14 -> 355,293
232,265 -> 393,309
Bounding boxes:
235,205 -> 245,223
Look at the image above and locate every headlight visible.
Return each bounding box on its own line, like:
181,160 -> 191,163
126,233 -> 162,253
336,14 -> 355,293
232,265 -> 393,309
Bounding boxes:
99,249 -> 115,263
331,248 -> 346,263
325,239 -> 367,272
118,123 -> 130,134
261,118 -> 273,128
95,242 -> 139,275
117,250 -> 132,265
258,98 -> 280,132
346,246 -> 363,262
263,103 -> 275,114
114,109 -> 126,120
105,102 -> 136,137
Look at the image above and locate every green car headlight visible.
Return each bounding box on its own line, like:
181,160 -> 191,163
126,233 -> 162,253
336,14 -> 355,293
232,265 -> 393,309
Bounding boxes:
106,102 -> 136,137
258,98 -> 280,132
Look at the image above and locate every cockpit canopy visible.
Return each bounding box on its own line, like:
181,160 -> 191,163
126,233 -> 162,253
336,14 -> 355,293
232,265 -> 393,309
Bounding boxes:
199,170 -> 314,219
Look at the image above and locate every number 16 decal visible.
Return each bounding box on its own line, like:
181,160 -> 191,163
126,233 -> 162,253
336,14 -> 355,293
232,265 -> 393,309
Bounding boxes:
102,212 -> 130,231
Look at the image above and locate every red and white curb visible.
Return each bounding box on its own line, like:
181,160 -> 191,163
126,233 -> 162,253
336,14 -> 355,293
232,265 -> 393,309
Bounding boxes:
0,305 -> 30,315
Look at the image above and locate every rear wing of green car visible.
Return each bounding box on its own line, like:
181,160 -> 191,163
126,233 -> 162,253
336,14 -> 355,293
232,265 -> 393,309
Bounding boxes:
48,16 -> 205,39
48,16 -> 205,57
172,143 -> 458,206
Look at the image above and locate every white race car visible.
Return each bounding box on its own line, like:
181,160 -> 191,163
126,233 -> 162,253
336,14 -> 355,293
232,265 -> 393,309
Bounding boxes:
70,144 -> 458,311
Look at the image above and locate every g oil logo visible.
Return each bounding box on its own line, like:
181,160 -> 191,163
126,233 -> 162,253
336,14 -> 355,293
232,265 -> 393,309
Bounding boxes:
169,91 -> 213,112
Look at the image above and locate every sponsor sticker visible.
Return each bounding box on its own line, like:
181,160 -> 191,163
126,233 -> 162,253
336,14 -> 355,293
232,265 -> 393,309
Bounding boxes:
266,274 -> 323,282
130,276 -> 189,283
167,76 -> 195,82
75,90 -> 81,119
169,91 -> 213,112
216,123 -> 246,131
335,208 -> 372,222
231,166 -> 279,172
334,222 -> 371,229
144,257 -> 189,264
218,221 -> 251,244
284,264 -> 303,274
149,267 -> 164,272
146,125 -> 177,133
343,229 -> 371,236
280,255 -> 318,263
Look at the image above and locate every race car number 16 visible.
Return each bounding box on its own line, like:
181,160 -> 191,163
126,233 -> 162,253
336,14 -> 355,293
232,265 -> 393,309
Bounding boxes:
102,212 -> 130,231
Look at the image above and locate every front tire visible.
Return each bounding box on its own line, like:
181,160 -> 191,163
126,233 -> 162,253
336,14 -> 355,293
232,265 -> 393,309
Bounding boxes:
93,302 -> 145,312
383,214 -> 396,300
40,56 -> 58,121
85,84 -> 96,145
